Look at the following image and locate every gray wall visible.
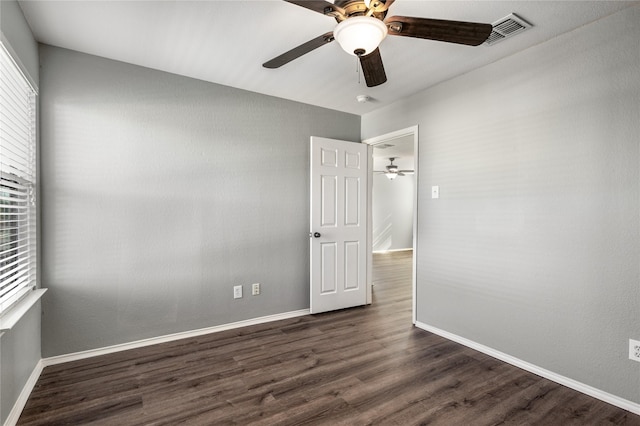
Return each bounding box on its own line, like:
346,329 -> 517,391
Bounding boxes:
0,305 -> 41,425
362,6 -> 640,405
39,45 -> 360,357
0,0 -> 38,85
372,172 -> 414,251
0,1 -> 41,424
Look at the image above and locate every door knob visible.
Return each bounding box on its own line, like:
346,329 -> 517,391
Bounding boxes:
310,232 -> 321,238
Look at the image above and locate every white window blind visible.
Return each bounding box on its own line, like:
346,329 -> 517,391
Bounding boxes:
0,43 -> 37,315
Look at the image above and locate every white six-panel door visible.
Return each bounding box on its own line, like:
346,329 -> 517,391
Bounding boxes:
310,137 -> 368,314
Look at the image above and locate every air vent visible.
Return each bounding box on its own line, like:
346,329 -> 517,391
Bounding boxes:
485,13 -> 532,46
374,143 -> 394,150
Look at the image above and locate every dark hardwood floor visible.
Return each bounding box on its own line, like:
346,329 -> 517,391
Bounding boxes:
19,251 -> 640,425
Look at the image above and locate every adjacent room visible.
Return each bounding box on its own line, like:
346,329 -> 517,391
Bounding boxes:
1,0 -> 639,424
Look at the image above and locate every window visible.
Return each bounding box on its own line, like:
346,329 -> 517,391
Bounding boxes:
0,43 -> 37,315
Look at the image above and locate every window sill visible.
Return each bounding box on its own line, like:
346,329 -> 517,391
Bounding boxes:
0,289 -> 47,332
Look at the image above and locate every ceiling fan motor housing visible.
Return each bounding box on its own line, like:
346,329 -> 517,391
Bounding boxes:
333,0 -> 388,20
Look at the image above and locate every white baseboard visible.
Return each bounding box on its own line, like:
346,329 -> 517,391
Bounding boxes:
13,313 -> 636,424
4,359 -> 44,426
415,321 -> 640,416
4,309 -> 309,425
43,309 -> 310,367
5,309 -> 310,426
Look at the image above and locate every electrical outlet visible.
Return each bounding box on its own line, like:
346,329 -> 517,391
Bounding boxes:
233,285 -> 242,299
252,283 -> 260,296
630,339 -> 640,363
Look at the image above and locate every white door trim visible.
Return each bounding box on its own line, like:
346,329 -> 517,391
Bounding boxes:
363,126 -> 419,324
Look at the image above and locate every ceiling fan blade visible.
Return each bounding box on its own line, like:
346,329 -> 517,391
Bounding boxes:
398,170 -> 414,174
359,48 -> 387,87
263,32 -> 334,68
385,16 -> 492,46
284,0 -> 345,17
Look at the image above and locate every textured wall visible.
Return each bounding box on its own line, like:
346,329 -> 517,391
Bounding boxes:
39,45 -> 360,357
362,6 -> 640,404
0,0 -> 38,86
372,173 -> 414,251
0,303 -> 41,425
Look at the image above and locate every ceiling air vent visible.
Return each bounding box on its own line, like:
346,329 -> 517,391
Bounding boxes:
374,143 -> 394,150
485,13 -> 532,46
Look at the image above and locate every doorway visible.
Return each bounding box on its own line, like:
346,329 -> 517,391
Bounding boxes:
364,126 -> 418,323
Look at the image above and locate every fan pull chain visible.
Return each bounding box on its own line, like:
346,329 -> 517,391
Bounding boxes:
356,56 -> 361,84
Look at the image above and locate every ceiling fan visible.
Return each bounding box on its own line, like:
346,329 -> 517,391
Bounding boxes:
263,0 -> 493,87
375,157 -> 414,180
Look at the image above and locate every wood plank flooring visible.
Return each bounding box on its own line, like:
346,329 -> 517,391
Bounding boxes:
19,251 -> 640,425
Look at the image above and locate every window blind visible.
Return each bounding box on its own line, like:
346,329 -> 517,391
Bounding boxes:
0,43 -> 37,315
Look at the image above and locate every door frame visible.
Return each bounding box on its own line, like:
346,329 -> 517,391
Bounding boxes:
363,126 -> 419,324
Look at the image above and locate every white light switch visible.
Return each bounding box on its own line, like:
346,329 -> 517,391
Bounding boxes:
432,186 -> 439,199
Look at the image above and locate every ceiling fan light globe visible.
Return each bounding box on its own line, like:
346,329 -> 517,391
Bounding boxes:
334,16 -> 388,57
386,172 -> 398,180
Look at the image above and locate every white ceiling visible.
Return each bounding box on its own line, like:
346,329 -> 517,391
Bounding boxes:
372,134 -> 414,171
19,0 -> 637,115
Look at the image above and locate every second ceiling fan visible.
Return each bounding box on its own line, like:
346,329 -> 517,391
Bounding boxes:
375,157 -> 414,180
263,0 -> 493,87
